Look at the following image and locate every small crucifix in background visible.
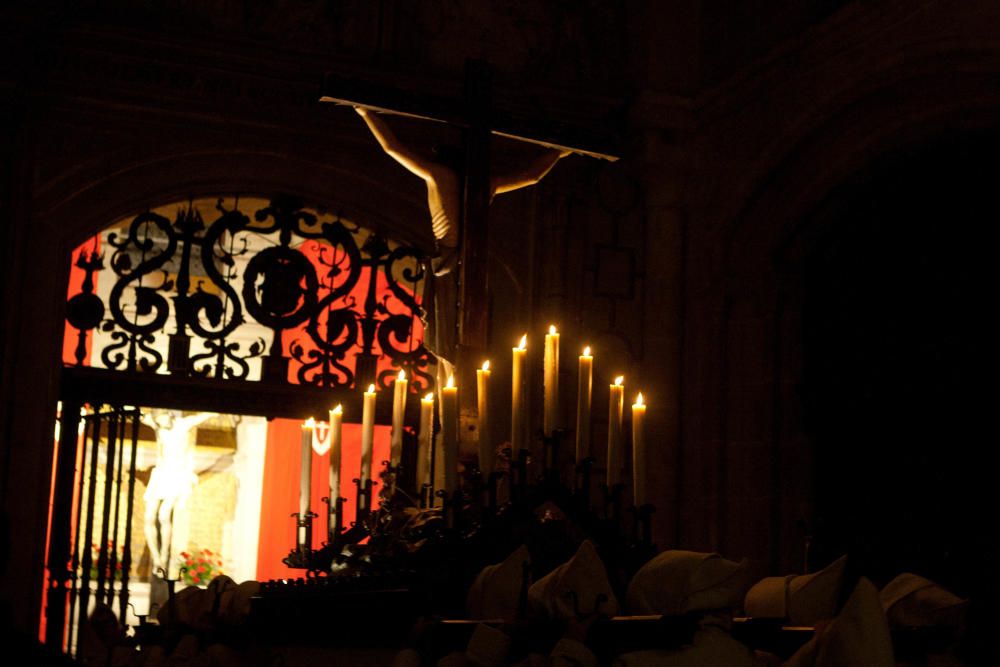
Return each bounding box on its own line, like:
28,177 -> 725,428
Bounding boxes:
322,59 -> 618,397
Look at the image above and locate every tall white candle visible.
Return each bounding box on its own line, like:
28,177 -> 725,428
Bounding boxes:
328,405 -> 343,504
299,418 -> 315,545
632,393 -> 647,506
417,393 -> 434,490
576,346 -> 593,463
511,335 -> 527,454
543,325 -> 560,436
391,370 -> 408,466
477,361 -> 492,476
607,376 -> 624,487
441,375 -> 459,497
360,384 -> 376,485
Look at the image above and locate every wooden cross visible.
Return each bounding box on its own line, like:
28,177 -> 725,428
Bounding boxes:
321,60 -> 619,369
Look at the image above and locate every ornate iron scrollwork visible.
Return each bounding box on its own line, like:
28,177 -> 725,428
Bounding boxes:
64,196 -> 434,393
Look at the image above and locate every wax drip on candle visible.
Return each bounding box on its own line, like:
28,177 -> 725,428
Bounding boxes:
576,346 -> 594,463
543,325 -> 560,437
607,376 -> 625,487
441,375 -> 459,497
478,360 -> 492,475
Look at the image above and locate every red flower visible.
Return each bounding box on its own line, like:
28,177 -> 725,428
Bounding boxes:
180,551 -> 190,558
204,549 -> 213,556
197,565 -> 205,573
192,575 -> 200,583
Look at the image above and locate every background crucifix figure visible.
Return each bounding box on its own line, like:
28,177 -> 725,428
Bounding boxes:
141,409 -> 214,579
356,106 -> 570,374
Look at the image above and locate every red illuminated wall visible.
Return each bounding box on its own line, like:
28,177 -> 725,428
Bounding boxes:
62,236 -> 101,366
284,238 -> 426,386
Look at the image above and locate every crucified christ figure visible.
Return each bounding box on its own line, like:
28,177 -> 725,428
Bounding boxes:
356,107 -> 570,365
141,409 -> 213,578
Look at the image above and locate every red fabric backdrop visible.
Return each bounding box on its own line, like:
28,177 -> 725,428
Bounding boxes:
256,418 -> 391,581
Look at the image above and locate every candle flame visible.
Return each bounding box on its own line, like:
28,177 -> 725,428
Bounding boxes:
367,384 -> 375,393
583,345 -> 591,356
482,360 -> 490,371
398,369 -> 406,380
548,324 -> 557,335
423,393 -> 434,402
635,393 -> 645,407
446,375 -> 455,389
332,404 -> 342,415
614,376 -> 624,386
305,417 -> 316,428
517,334 -> 527,349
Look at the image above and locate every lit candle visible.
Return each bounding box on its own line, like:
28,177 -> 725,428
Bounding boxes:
543,325 -> 560,436
360,384 -> 376,486
477,361 -> 492,476
576,346 -> 593,463
607,376 -> 624,487
441,375 -> 459,497
391,370 -> 408,467
511,335 -> 527,454
632,393 -> 646,507
299,418 -> 315,545
328,405 -> 343,509
417,393 -> 434,490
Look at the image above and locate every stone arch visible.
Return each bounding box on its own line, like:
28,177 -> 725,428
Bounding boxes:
701,36 -> 1000,573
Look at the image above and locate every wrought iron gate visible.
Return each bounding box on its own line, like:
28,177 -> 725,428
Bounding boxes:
47,404 -> 141,655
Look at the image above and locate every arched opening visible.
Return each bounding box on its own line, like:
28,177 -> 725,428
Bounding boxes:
46,194 -> 434,652
800,130 -> 996,592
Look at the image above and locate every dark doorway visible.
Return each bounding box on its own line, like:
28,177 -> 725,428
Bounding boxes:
802,130 -> 997,601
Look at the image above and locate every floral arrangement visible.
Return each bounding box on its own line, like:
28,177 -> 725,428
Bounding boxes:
179,547 -> 224,587
87,540 -> 126,581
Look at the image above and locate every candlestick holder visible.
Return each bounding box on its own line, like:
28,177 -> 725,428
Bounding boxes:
467,465 -> 485,509
353,477 -> 376,519
574,457 -> 595,507
540,428 -> 568,485
321,495 -> 347,543
601,483 -> 625,525
487,470 -> 503,511
509,448 -> 531,503
419,482 -> 433,508
283,510 -> 318,569
379,460 -> 403,507
624,503 -> 657,577
628,503 -> 656,547
435,487 -> 464,530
